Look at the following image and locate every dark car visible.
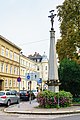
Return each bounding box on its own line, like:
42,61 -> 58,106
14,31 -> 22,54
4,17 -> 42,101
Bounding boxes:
19,90 -> 35,101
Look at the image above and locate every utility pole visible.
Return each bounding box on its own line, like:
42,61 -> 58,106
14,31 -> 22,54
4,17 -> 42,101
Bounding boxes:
18,51 -> 22,92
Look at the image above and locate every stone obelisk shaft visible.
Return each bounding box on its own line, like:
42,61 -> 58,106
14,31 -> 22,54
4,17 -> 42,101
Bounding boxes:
48,10 -> 60,92
48,30 -> 58,80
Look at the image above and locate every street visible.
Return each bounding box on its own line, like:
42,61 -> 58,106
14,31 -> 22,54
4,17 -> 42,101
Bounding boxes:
0,113 -> 80,120
0,105 -> 80,120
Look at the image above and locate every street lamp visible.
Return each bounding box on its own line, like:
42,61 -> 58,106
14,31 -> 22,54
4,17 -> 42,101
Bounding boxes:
18,51 -> 23,92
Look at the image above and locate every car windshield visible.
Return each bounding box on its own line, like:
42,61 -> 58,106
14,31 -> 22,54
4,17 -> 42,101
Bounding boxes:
32,90 -> 37,92
20,90 -> 27,93
0,92 -> 5,96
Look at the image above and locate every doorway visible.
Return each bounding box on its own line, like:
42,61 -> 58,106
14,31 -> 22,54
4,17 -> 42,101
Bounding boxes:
0,80 -> 3,90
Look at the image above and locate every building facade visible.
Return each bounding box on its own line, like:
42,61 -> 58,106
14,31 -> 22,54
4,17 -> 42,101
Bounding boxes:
0,35 -> 48,92
20,54 -> 38,91
28,52 -> 48,90
0,35 -> 21,91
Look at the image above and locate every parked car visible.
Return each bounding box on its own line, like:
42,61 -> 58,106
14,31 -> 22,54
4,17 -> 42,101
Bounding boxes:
32,90 -> 38,97
0,90 -> 20,106
19,90 -> 35,101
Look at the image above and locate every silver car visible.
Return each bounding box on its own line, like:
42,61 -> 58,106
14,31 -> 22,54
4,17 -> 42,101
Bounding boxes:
0,90 -> 20,106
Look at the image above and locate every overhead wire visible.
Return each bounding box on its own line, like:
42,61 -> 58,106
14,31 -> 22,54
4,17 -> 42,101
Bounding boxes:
19,39 -> 49,46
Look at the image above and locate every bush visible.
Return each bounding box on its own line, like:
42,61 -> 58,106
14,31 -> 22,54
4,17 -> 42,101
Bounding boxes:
37,90 -> 73,108
73,97 -> 80,103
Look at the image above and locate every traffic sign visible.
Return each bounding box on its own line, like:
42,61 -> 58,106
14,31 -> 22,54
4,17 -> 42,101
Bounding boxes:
25,72 -> 39,81
27,75 -> 30,79
37,78 -> 42,84
17,77 -> 21,82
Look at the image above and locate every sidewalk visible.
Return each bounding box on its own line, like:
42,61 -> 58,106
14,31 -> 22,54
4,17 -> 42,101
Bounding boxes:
4,99 -> 80,115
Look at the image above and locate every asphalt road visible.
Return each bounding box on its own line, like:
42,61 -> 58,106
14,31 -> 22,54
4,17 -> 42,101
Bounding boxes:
0,113 -> 80,120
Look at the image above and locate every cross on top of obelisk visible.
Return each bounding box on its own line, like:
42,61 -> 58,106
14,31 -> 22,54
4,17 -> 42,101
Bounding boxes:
48,10 -> 56,30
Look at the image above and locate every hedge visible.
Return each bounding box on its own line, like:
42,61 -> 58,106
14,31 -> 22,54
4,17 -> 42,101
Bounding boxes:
37,90 -> 73,108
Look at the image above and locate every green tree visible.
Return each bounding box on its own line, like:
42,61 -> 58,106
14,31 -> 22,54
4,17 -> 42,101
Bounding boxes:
59,58 -> 80,97
56,0 -> 80,61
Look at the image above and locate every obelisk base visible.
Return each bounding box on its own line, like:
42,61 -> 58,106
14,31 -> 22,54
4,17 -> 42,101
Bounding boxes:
47,80 -> 60,93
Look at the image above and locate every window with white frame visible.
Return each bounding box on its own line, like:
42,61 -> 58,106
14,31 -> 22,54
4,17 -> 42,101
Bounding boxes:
6,49 -> 9,57
23,70 -> 25,76
13,79 -> 16,87
14,66 -> 17,74
45,66 -> 47,70
1,46 -> 5,56
10,51 -> 13,59
14,53 -> 16,61
29,63 -> 30,67
17,67 -> 19,75
10,66 -> 12,74
9,80 -> 12,87
37,66 -> 39,71
14,53 -> 18,61
1,63 -> 4,72
21,69 -> 22,75
23,60 -> 24,65
24,60 -> 26,66
6,64 -> 8,73
5,79 -> 8,87
26,61 -> 27,66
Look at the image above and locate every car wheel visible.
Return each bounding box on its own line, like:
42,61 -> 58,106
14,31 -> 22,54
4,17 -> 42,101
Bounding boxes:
7,100 -> 11,106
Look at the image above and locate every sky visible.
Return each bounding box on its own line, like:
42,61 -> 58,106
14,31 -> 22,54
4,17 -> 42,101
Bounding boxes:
0,0 -> 64,58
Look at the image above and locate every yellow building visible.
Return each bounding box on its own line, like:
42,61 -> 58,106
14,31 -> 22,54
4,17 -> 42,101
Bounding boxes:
0,35 -> 21,91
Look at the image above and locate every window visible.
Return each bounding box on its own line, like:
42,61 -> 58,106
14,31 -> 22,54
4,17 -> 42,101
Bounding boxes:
23,70 -> 25,75
9,80 -> 12,87
10,66 -> 12,74
17,67 -> 19,75
45,66 -> 47,70
5,79 -> 8,87
21,59 -> 22,65
14,67 -> 17,74
6,64 -> 8,73
10,51 -> 13,59
26,61 -> 27,66
37,59 -> 40,62
1,63 -> 4,72
14,53 -> 18,61
13,79 -> 16,87
6,49 -> 9,57
6,92 -> 10,95
37,66 -> 39,71
23,60 -> 24,65
1,47 -> 5,56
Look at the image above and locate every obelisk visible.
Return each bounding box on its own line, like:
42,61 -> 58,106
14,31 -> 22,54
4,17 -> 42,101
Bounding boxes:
47,10 -> 60,92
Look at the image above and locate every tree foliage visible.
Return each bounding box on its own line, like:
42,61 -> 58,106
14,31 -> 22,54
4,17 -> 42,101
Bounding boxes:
58,58 -> 80,96
56,0 -> 80,62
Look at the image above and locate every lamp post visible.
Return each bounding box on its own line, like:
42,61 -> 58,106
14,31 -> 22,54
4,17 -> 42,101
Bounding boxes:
18,51 -> 22,92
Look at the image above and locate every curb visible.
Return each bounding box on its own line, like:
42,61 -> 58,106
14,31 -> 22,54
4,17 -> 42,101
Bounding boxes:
4,108 -> 80,115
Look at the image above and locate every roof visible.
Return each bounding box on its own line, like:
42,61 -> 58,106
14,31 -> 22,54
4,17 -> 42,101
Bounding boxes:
0,35 -> 21,51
